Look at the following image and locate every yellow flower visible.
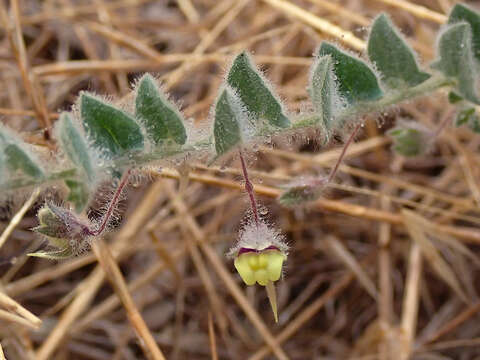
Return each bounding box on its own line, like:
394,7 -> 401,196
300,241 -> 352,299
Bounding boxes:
228,219 -> 288,322
234,249 -> 286,286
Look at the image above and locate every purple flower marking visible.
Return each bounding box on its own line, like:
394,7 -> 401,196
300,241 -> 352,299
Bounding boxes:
237,245 -> 280,256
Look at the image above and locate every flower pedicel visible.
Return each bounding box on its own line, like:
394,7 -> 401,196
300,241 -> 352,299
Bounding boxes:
229,150 -> 288,322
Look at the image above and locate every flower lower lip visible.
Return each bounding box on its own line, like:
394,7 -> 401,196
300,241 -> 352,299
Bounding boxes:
237,245 -> 280,255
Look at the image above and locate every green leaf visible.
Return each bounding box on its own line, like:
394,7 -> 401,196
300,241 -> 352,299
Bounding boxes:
80,94 -> 144,157
308,55 -> 341,134
4,144 -> 44,178
432,23 -> 480,104
455,107 -> 480,132
57,112 -> 94,182
448,3 -> 480,62
471,116 -> 480,133
227,52 -> 290,128
135,74 -> 187,145
318,42 -> 383,105
0,131 -> 44,179
455,107 -> 475,126
448,91 -> 464,104
387,126 -> 426,157
368,14 -> 430,87
213,87 -> 244,156
65,179 -> 89,213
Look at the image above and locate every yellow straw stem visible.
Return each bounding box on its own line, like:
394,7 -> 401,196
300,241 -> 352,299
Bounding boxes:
266,280 -> 278,323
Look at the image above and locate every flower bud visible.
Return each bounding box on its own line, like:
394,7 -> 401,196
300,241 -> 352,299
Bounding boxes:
30,203 -> 92,259
387,120 -> 432,157
278,176 -> 327,207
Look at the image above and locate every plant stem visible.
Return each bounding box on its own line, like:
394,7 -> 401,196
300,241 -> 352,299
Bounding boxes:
338,75 -> 454,120
91,168 -> 132,236
432,108 -> 455,139
1,75 -> 455,193
326,122 -> 362,183
238,149 -> 259,226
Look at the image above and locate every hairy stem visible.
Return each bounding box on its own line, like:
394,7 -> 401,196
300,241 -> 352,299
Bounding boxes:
1,75 -> 455,193
327,122 -> 362,183
339,75 -> 455,119
238,149 -> 259,226
90,168 -> 132,236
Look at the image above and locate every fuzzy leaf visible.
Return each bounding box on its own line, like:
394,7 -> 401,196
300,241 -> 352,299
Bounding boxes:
80,94 -> 144,157
432,23 -> 480,104
318,42 -> 383,105
309,55 -> 340,133
135,74 -> 187,145
448,91 -> 464,104
65,179 -> 89,213
227,52 -> 290,128
455,107 -> 475,126
57,112 -> 94,182
471,116 -> 480,133
448,3 -> 480,62
4,144 -> 44,178
368,14 -> 430,87
0,131 -> 44,179
387,125 -> 427,157
456,107 -> 480,132
213,87 -> 244,156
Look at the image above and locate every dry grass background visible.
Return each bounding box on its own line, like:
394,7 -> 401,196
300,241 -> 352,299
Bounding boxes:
0,0 -> 480,359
